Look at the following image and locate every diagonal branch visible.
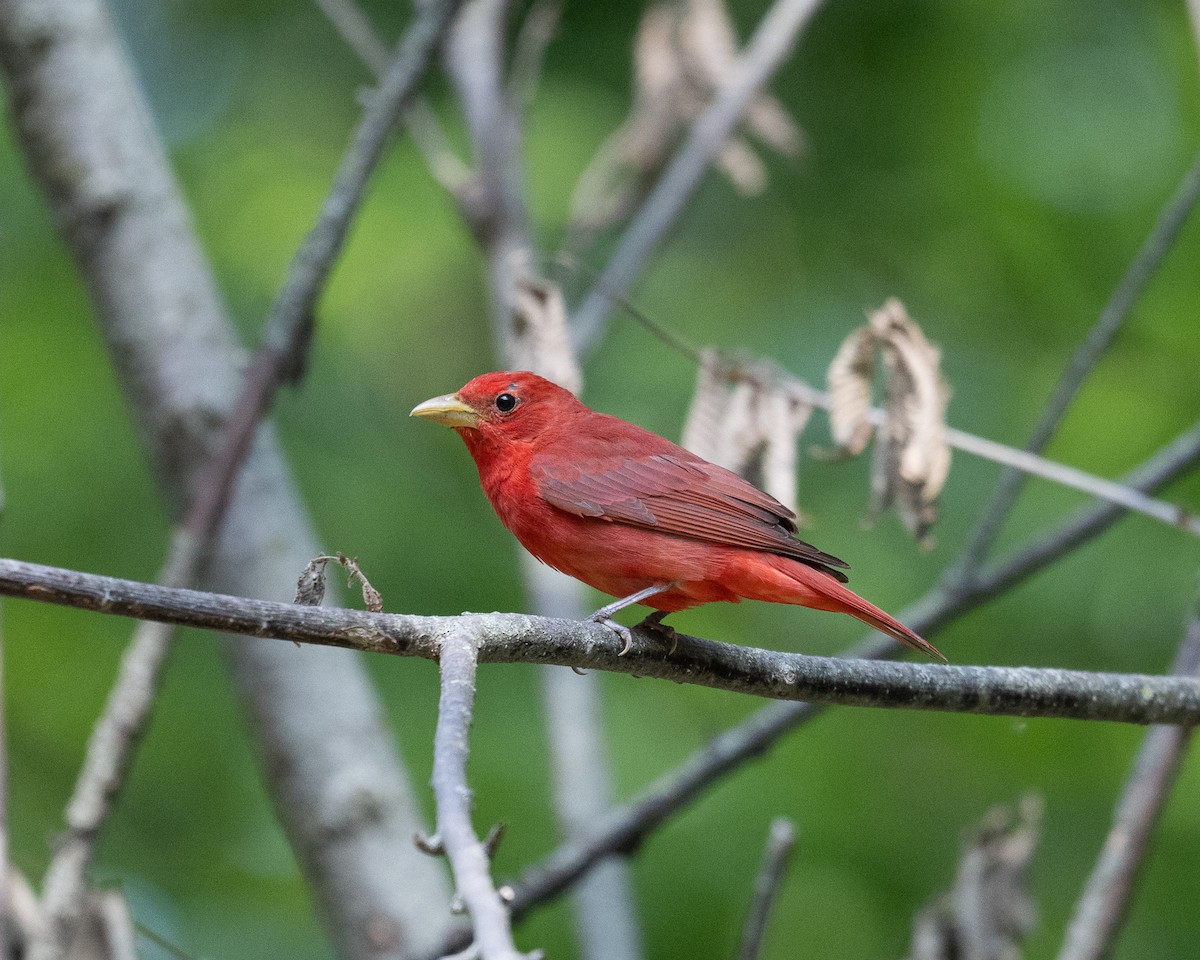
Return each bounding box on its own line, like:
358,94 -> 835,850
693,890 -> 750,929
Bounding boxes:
1057,608 -> 1200,960
736,818 -> 797,960
569,0 -> 829,350
264,0 -> 467,369
952,149 -> 1200,574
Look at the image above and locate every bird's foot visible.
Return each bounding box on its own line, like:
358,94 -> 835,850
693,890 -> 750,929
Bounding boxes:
591,614 -> 636,656
637,610 -> 679,655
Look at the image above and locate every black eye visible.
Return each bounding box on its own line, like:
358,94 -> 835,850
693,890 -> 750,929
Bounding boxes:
495,392 -> 518,413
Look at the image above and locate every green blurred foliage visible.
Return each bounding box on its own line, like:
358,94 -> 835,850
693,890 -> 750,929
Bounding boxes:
2,0 -> 1200,958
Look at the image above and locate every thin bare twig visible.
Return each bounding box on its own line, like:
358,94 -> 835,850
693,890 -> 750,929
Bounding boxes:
433,629 -> 527,960
942,420 -> 1200,616
314,0 -> 472,194
264,0 -> 467,369
736,818 -> 797,960
1057,609 -> 1200,960
953,149 -> 1200,575
570,0 -> 828,351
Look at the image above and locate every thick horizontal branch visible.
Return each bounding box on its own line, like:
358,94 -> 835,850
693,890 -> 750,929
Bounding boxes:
3,558 -> 1200,726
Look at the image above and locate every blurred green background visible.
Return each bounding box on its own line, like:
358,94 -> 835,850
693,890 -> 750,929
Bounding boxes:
3,0 -> 1200,957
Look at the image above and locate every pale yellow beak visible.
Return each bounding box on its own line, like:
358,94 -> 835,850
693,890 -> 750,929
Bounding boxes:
410,393 -> 481,428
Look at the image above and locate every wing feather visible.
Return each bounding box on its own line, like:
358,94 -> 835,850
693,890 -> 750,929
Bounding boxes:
532,445 -> 850,581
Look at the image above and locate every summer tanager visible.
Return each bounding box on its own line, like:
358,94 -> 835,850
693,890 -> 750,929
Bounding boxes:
412,371 -> 945,661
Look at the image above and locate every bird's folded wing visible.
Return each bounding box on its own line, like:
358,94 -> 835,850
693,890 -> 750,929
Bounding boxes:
531,452 -> 850,579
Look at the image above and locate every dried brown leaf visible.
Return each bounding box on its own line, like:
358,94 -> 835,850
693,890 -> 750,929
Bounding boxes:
679,0 -> 738,87
759,384 -> 813,519
716,136 -> 768,195
907,795 -> 1041,960
511,275 -> 583,397
716,374 -> 763,475
825,325 -> 877,456
681,348 -> 728,461
634,5 -> 685,108
744,94 -> 805,156
294,557 -> 329,606
869,298 -> 951,546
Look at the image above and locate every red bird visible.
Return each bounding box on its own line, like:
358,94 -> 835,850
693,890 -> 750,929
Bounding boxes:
411,371 -> 945,662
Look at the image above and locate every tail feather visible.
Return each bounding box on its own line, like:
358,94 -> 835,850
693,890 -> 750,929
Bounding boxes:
830,584 -> 947,662
732,553 -> 947,662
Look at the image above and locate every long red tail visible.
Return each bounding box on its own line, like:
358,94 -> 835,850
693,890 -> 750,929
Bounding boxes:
730,553 -> 947,662
819,577 -> 946,662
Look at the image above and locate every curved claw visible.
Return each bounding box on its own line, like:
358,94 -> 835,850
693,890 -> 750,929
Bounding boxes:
637,610 -> 679,656
592,614 -> 635,656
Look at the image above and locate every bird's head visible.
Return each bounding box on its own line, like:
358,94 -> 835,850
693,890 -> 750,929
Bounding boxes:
410,371 -> 583,449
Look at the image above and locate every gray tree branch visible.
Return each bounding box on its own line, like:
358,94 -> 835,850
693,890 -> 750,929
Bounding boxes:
736,818 -> 797,960
2,558 -> 1199,727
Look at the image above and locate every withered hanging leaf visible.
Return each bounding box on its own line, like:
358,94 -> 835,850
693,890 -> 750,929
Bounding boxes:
677,0 -> 803,159
907,795 -> 1041,960
685,361 -> 814,520
681,347 -> 728,462
716,135 -> 768,195
744,94 -> 806,157
825,325 -> 877,457
868,298 -> 951,547
511,275 -> 583,397
716,373 -> 763,475
759,383 -> 813,520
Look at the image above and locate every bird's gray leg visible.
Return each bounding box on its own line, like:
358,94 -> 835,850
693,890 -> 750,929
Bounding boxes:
589,583 -> 675,656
